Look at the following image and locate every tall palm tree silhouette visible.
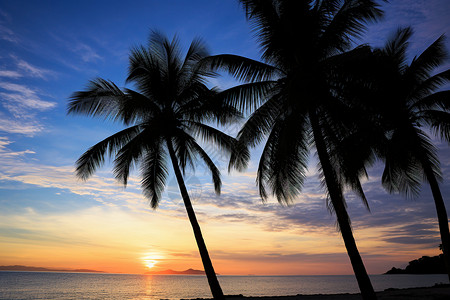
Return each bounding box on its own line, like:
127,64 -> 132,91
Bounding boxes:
373,27 -> 450,281
68,31 -> 242,300
201,1 -> 384,299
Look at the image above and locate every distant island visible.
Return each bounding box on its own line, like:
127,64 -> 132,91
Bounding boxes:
145,268 -> 218,275
0,265 -> 104,273
385,254 -> 446,274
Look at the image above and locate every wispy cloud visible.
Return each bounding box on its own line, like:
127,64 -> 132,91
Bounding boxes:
0,80 -> 56,135
0,115 -> 44,136
0,136 -> 35,157
364,0 -> 450,59
0,56 -> 55,80
0,24 -> 18,43
74,42 -> 102,63
0,10 -> 18,43
14,57 -> 55,79
0,136 -> 149,213
0,70 -> 22,78
49,33 -> 103,65
0,55 -> 57,136
0,82 -> 56,112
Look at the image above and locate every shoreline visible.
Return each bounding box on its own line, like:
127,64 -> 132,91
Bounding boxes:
189,284 -> 450,300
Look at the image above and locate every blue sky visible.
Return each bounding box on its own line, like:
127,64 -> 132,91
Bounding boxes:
1,0 -> 450,276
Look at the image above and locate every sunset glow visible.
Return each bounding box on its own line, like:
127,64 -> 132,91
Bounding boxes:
0,0 -> 449,278
144,260 -> 157,270
142,253 -> 164,270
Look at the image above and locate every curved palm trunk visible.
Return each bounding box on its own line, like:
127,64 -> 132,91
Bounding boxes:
422,163 -> 450,282
166,139 -> 225,300
310,111 -> 377,300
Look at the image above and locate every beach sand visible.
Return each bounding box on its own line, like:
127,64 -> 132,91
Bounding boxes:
201,284 -> 450,300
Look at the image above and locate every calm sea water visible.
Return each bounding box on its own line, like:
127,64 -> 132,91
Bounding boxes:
0,272 -> 447,299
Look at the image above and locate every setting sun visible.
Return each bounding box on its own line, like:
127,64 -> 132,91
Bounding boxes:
142,253 -> 164,270
144,260 -> 157,269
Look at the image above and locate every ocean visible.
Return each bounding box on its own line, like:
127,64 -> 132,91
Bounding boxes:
0,272 -> 447,299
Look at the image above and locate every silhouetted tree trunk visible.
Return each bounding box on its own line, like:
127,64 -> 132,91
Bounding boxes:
310,111 -> 377,300
423,163 -> 450,282
167,139 -> 225,300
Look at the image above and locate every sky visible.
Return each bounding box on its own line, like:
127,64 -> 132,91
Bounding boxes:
1,0 -> 450,276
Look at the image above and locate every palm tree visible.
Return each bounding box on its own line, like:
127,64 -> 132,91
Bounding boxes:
372,27 -> 450,281
201,1 -> 384,299
67,31 -> 243,300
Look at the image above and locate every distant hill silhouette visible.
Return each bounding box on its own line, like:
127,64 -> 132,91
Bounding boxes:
385,255 -> 446,274
0,265 -> 104,273
145,268 -> 218,275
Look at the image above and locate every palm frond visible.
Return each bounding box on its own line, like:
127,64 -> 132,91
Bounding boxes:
408,34 -> 447,82
257,112 -> 309,204
171,130 -> 197,174
185,37 -> 209,63
324,118 -> 375,211
113,127 -> 159,185
186,121 -> 237,154
75,125 -> 143,180
228,138 -> 251,173
240,0 -> 282,48
236,93 -> 283,148
228,94 -> 283,172
215,81 -> 277,113
200,54 -> 281,82
179,38 -> 216,90
351,180 -> 370,211
68,78 -> 125,121
319,0 -> 384,55
381,128 -> 435,198
381,27 -> 413,69
410,69 -> 450,101
182,37 -> 211,71
421,110 -> 450,143
179,87 -> 243,125
319,107 -> 371,210
256,125 -> 275,202
127,45 -> 165,103
149,30 -> 182,71
413,90 -> 450,112
189,139 -> 222,195
121,88 -> 160,124
141,140 -> 169,208
315,0 -> 342,18
415,129 -> 442,182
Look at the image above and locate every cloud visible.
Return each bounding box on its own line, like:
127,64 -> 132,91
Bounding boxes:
0,56 -> 56,80
0,136 -> 153,214
384,236 -> 438,246
74,42 -> 102,63
0,81 -> 56,136
0,10 -> 18,43
50,33 -> 103,64
182,150 -> 449,260
0,24 -> 18,43
380,221 -> 440,247
0,70 -> 22,78
0,114 -> 44,136
0,56 -> 57,136
44,33 -> 107,72
0,136 -> 35,157
15,58 -> 55,79
0,82 -> 56,111
364,0 -> 450,60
